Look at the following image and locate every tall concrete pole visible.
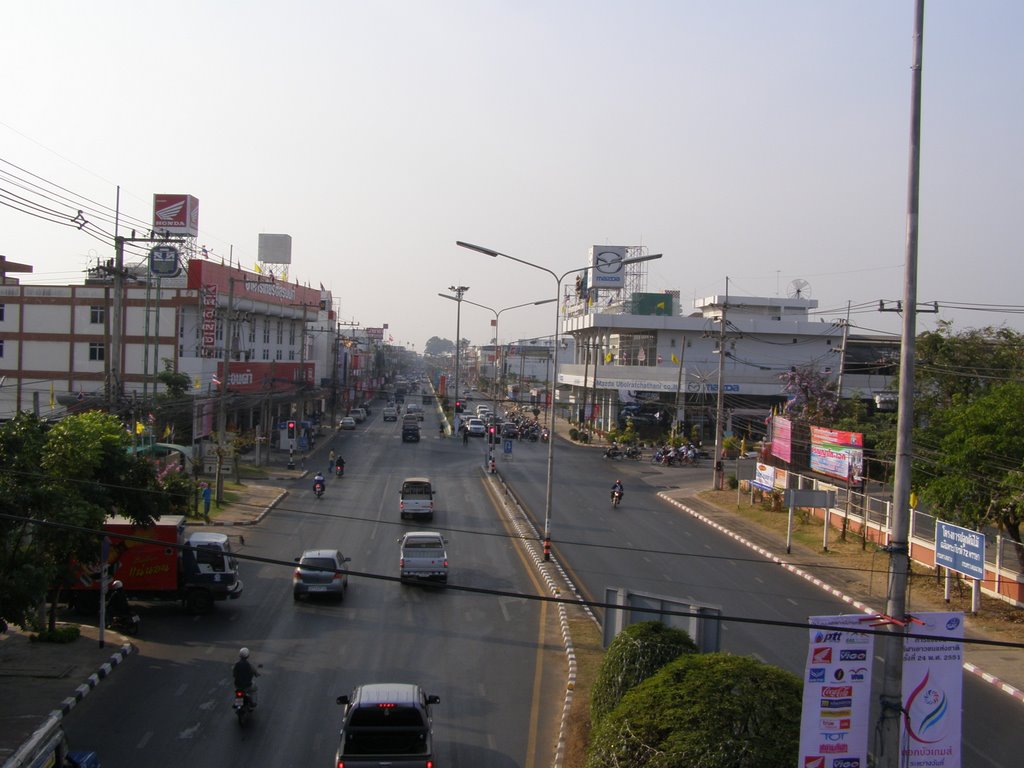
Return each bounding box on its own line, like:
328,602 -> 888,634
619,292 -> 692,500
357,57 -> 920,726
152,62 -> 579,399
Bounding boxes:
109,235 -> 125,411
712,279 -> 729,490
877,1 -> 925,765
215,276 -> 235,503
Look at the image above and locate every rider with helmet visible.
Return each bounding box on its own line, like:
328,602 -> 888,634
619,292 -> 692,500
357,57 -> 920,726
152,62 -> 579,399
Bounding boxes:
233,647 -> 260,706
313,471 -> 326,494
106,579 -> 131,622
610,479 -> 624,502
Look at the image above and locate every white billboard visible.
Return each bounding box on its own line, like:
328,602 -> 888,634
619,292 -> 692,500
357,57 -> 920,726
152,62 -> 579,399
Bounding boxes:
258,233 -> 293,264
589,245 -> 626,289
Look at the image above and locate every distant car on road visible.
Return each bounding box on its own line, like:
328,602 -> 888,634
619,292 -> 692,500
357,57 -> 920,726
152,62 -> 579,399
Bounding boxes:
383,407 -> 398,422
293,548 -> 351,601
340,417 -> 356,430
399,531 -> 448,583
465,417 -> 486,437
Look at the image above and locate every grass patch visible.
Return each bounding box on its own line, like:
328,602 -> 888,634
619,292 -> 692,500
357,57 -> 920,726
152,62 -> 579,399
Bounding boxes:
564,615 -> 604,768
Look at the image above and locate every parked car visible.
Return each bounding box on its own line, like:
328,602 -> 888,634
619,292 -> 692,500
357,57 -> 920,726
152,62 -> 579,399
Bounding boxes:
293,548 -> 351,601
340,417 -> 356,430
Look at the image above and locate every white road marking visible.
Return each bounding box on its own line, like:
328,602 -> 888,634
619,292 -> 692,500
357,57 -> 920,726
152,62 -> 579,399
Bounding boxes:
136,731 -> 153,749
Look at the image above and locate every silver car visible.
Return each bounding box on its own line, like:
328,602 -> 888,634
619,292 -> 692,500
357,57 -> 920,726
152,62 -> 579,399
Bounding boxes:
293,548 -> 351,601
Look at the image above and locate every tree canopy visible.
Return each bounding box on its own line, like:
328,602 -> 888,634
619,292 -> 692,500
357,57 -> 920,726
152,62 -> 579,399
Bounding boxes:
0,411 -> 179,629
586,653 -> 801,768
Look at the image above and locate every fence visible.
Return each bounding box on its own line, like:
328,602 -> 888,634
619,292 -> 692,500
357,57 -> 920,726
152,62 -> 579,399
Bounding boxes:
744,467 -> 1024,609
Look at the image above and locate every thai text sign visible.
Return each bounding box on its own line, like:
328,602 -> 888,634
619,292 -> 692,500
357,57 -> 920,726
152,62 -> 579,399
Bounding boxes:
901,612 -> 964,767
810,426 -> 864,483
934,522 -> 985,580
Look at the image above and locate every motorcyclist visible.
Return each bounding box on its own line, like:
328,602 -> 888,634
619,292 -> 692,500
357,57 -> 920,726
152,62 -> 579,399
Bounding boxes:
335,455 -> 345,475
313,472 -> 325,494
610,479 -> 624,502
233,647 -> 260,706
106,580 -> 131,622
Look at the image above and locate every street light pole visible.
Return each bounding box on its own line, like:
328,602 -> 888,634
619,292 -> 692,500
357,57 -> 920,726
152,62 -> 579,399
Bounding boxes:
456,241 -> 662,554
447,285 -> 469,431
438,294 -> 557,420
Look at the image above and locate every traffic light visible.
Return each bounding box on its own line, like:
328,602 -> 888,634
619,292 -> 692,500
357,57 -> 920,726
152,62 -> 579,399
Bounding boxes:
287,420 -> 296,439
488,425 -> 497,444
455,400 -> 464,413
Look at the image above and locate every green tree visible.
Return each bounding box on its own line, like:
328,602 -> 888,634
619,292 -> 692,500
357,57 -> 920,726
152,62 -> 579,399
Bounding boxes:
424,336 -> 455,356
916,381 -> 1024,568
590,621 -> 697,727
0,413 -> 57,628
587,653 -> 801,768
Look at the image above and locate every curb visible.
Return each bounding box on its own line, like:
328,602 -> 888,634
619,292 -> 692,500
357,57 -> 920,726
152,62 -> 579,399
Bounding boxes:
204,489 -> 290,527
657,491 -> 1024,706
57,640 -> 136,716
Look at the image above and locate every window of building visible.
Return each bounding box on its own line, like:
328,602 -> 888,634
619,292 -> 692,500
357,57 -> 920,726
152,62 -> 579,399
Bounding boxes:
248,323 -> 255,343
288,350 -> 295,361
0,305 -> 5,322
0,339 -> 4,357
276,320 -> 283,345
90,305 -> 105,324
89,342 -> 105,361
262,348 -> 270,360
216,318 -> 223,342
263,319 -> 270,344
275,349 -> 283,360
289,322 -> 296,345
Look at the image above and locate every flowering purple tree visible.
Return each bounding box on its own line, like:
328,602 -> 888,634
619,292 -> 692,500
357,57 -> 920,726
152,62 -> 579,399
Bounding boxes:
778,365 -> 839,425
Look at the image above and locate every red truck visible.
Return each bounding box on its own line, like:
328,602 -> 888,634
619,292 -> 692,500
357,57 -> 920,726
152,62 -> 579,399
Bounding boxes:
69,515 -> 243,614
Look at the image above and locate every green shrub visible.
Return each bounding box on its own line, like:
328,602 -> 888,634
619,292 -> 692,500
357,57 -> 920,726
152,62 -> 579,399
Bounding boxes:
590,621 -> 697,727
569,428 -> 580,441
587,653 -> 801,768
31,625 -> 81,644
727,473 -> 739,490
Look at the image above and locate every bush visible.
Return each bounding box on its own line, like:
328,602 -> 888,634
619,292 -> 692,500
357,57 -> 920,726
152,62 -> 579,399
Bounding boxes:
590,621 -> 697,727
726,473 -> 739,490
31,625 -> 81,644
569,428 -> 580,441
587,653 -> 801,768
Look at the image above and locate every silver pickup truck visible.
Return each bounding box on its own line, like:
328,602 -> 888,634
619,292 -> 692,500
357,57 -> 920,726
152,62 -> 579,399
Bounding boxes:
398,531 -> 448,584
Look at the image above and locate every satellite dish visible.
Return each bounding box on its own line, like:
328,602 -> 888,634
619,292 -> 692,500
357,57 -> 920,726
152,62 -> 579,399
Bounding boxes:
787,279 -> 811,299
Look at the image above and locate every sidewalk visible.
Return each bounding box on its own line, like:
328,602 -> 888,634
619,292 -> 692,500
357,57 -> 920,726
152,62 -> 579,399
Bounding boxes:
0,624 -> 134,764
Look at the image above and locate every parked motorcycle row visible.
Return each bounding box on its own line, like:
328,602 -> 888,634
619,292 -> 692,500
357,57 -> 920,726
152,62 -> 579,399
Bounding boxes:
651,443 -> 705,466
602,443 -> 643,461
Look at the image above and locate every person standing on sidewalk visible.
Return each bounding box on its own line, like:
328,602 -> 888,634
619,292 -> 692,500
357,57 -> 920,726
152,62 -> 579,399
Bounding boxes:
328,449 -> 336,474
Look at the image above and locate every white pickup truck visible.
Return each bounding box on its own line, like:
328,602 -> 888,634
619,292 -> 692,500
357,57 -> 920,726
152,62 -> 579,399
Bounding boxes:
399,477 -> 434,521
399,532 -> 448,584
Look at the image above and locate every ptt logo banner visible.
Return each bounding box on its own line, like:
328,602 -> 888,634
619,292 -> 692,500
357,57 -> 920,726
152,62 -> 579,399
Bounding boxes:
800,616 -> 874,767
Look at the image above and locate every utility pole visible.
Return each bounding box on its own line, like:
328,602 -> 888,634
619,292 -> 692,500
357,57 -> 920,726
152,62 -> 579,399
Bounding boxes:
834,301 -> 852,401
877,1 -> 925,765
449,285 -> 469,429
671,331 -> 686,442
215,277 -> 235,503
712,279 -> 729,490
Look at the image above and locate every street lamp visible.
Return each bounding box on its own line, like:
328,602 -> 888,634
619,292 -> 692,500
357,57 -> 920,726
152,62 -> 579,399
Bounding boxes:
437,294 -> 557,418
456,240 -> 662,552
444,285 -> 469,429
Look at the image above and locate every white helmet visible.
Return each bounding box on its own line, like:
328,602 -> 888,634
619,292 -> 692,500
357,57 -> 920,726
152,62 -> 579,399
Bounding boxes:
111,580 -> 123,590
239,647 -> 250,659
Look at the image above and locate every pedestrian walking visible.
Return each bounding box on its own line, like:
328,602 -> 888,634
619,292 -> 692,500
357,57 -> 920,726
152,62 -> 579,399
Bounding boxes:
200,481 -> 212,523
462,425 -> 469,445
328,449 -> 336,474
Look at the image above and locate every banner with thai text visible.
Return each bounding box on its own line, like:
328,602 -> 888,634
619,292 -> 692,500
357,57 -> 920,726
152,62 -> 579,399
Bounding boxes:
901,612 -> 964,767
810,426 -> 864,483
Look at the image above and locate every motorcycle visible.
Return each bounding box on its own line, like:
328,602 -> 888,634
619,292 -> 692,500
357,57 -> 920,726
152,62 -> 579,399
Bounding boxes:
603,446 -> 624,460
624,445 -> 643,461
335,463 -> 345,478
540,429 -> 550,443
106,610 -> 141,636
233,687 -> 256,725
313,481 -> 325,498
611,488 -> 623,508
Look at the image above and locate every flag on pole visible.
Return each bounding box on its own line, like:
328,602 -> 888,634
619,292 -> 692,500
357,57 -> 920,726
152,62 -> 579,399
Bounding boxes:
254,262 -> 262,274
163,424 -> 172,439
212,374 -> 222,387
604,352 -> 613,364
193,377 -> 201,390
671,353 -> 679,364
135,421 -> 145,435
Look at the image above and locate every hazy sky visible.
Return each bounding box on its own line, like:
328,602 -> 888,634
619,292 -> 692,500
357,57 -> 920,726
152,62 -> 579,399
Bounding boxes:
2,1 -> 1022,351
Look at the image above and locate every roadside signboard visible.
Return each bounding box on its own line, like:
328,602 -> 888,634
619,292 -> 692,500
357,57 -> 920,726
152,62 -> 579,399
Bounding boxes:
934,522 -> 985,580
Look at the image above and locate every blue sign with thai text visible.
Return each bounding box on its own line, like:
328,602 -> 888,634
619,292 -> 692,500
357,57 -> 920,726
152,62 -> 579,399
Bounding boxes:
935,521 -> 985,580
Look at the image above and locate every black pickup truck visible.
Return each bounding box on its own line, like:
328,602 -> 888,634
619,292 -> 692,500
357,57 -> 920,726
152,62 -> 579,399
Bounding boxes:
335,683 -> 440,767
